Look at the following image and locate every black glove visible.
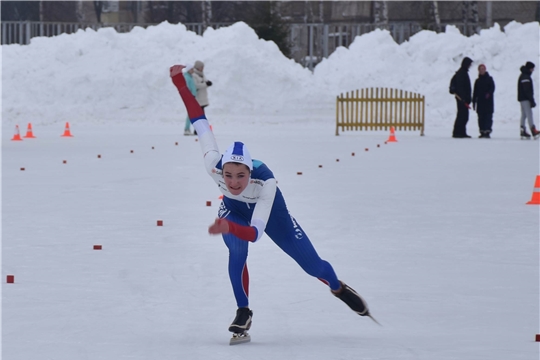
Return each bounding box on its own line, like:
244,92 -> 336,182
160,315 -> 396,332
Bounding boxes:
206,80 -> 212,87
531,100 -> 537,108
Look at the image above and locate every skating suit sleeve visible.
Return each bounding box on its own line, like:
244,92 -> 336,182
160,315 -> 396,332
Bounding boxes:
245,162 -> 277,241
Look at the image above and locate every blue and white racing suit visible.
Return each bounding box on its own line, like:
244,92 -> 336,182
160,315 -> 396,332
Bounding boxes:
191,118 -> 341,308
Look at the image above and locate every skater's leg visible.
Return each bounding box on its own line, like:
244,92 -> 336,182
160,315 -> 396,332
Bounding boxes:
266,210 -> 372,317
221,210 -> 250,308
223,233 -> 249,308
264,204 -> 341,291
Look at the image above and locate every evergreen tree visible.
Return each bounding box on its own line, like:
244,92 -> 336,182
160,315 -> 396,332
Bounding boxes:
235,1 -> 291,57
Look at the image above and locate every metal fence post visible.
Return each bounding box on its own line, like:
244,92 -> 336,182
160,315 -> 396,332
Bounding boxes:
18,22 -> 22,44
308,24 -> 314,70
26,22 -> 31,44
323,24 -> 328,58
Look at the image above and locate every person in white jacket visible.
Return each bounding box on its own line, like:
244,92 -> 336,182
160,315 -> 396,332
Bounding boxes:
170,64 -> 377,338
192,60 -> 212,111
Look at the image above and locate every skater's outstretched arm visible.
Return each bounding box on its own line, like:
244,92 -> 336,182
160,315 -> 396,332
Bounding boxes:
170,65 -> 220,173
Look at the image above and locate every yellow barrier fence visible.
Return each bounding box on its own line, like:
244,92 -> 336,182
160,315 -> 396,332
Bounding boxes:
336,88 -> 425,136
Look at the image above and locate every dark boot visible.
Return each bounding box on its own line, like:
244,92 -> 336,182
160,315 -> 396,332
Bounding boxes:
228,307 -> 253,333
332,281 -> 370,316
521,126 -> 531,140
479,131 -> 491,139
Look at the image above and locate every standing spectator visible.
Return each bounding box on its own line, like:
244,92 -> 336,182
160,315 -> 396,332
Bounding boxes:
518,61 -> 539,139
450,57 -> 473,138
183,64 -> 197,136
192,60 -> 212,112
472,64 -> 495,138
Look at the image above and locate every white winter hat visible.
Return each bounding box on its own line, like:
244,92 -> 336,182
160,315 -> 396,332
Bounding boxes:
222,142 -> 253,171
182,63 -> 194,72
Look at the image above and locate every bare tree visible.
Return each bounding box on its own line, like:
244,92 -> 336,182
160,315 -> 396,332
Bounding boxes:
373,1 -> 388,29
75,0 -> 84,22
471,1 -> 480,34
130,1 -> 141,23
201,0 -> 212,29
274,0 -> 282,18
485,1 -> 492,27
373,1 -> 380,24
430,1 -> 442,33
39,1 -> 44,21
305,0 -> 315,23
462,1 -> 470,35
93,1 -> 103,23
381,1 -> 388,28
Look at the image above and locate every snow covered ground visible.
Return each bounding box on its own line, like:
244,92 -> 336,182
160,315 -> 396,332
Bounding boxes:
2,20 -> 540,360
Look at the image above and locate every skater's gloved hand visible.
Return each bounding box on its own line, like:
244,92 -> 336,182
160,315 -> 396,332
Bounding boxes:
531,100 -> 537,108
208,218 -> 257,242
206,80 -> 213,86
209,218 -> 230,234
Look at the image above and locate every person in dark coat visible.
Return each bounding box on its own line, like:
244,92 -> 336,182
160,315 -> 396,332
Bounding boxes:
517,61 -> 539,139
451,57 -> 473,138
472,64 -> 495,138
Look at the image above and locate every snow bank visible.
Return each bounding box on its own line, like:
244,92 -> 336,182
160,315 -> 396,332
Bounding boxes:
2,20 -> 539,128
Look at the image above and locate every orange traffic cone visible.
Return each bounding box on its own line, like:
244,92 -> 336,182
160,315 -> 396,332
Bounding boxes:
23,123 -> 36,138
11,125 -> 23,141
526,176 -> 540,205
386,127 -> 397,142
61,122 -> 73,137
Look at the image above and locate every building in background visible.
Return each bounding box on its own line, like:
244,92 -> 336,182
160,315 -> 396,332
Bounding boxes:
2,1 -> 539,68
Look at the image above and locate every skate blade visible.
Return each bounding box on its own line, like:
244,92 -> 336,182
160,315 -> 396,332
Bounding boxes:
230,332 -> 251,345
368,314 -> 382,326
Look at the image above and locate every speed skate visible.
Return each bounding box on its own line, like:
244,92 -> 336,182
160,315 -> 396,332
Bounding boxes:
228,308 -> 253,345
229,332 -> 251,345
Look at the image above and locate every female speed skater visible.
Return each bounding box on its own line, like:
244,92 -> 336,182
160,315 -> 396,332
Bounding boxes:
169,64 -> 377,339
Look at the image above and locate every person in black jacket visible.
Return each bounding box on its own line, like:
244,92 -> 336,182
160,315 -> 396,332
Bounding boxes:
451,57 -> 473,138
518,61 -> 539,139
472,64 -> 495,138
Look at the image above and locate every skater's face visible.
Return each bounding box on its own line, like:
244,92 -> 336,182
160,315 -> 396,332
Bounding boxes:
223,163 -> 250,195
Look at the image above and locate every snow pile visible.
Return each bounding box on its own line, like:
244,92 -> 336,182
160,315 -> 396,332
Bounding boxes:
313,22 -> 540,126
2,20 -> 539,128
